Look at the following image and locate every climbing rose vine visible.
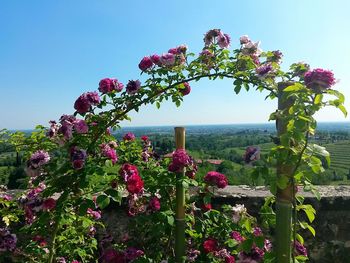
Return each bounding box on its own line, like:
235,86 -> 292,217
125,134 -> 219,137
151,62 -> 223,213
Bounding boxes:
1,28 -> 346,263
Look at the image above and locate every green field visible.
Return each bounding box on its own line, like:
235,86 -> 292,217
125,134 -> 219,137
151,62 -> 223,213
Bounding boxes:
0,138 -> 349,188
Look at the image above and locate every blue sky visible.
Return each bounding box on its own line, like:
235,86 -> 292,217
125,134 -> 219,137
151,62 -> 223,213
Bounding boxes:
1,0 -> 349,129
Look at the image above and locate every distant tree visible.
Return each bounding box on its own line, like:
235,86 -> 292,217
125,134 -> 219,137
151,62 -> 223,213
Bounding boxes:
7,166 -> 26,189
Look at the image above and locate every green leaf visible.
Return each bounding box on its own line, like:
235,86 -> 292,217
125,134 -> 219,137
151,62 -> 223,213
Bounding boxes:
298,115 -> 311,122
96,195 -> 110,209
167,215 -> 174,226
327,89 -> 345,103
241,239 -> 253,253
105,159 -> 113,167
337,104 -> 348,117
314,94 -> 323,105
226,239 -> 238,248
296,233 -> 304,244
234,85 -> 241,94
105,189 -> 122,203
283,83 -> 304,92
307,225 -> 316,236
299,204 -> 316,223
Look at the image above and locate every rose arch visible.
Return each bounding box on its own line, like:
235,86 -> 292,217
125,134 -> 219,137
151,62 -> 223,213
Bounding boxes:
2,29 -> 347,263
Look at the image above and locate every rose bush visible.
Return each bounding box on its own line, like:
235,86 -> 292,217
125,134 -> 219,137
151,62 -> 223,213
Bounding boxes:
0,28 -> 346,262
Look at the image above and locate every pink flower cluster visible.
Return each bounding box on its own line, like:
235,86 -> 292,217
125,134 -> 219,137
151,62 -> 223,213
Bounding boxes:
231,231 -> 244,243
267,50 -> 283,64
126,80 -> 141,94
47,120 -> 59,137
294,241 -> 307,257
243,146 -> 260,164
20,182 -> 47,224
42,198 -> 56,211
240,35 -> 262,65
87,208 -> 101,220
126,173 -> 144,194
203,238 -> 218,253
29,150 -> 50,169
204,29 -> 231,48
74,91 -> 101,114
168,149 -> 190,172
304,68 -> 336,92
256,63 -> 273,78
199,49 -> 215,69
139,44 -> 187,71
204,171 -> 228,189
57,115 -> 89,140
119,164 -> 144,194
148,196 -> 161,212
123,132 -> 136,141
141,135 -> 153,162
99,78 -> 124,94
100,143 -> 118,164
70,146 -> 87,170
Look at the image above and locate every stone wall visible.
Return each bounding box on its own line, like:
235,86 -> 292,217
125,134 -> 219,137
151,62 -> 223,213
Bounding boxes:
212,186 -> 350,263
102,186 -> 350,262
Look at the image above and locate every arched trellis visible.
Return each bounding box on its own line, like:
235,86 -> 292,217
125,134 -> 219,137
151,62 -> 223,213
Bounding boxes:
7,29 -> 346,263
82,32 -> 343,261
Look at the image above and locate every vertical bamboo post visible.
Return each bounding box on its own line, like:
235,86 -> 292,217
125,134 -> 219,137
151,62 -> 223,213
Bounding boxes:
275,82 -> 295,263
174,127 -> 186,262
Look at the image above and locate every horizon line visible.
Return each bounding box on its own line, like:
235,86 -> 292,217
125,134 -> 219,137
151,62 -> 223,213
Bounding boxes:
3,120 -> 349,131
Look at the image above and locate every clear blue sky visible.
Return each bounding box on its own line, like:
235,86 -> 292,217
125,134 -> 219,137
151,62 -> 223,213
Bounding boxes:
1,0 -> 349,129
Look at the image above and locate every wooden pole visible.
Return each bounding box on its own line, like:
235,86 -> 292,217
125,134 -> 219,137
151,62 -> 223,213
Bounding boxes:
275,82 -> 295,263
174,127 -> 186,263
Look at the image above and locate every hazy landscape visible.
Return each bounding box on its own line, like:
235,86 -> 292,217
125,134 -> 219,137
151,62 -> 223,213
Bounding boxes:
1,122 -> 349,189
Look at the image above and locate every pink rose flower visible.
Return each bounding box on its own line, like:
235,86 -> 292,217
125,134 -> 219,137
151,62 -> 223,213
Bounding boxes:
98,78 -> 124,93
150,54 -> 161,66
42,198 -> 56,211
119,163 -> 139,181
126,80 -> 141,94
101,144 -> 118,164
217,33 -> 231,48
123,132 -> 136,141
148,197 -> 161,212
126,174 -> 144,194
29,150 -> 50,169
239,35 -> 250,45
160,53 -> 175,66
203,238 -> 218,253
74,92 -> 100,114
138,56 -> 154,71
87,208 -> 101,220
304,68 -> 336,92
73,119 -> 89,134
204,171 -> 228,188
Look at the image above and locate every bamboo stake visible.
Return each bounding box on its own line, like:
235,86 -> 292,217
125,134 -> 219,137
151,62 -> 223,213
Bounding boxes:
174,127 -> 186,263
276,82 -> 295,263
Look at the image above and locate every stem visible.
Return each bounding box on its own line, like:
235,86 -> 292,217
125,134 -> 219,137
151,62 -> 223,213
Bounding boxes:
47,190 -> 69,263
174,127 -> 186,263
47,219 -> 60,263
275,81 -> 295,263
